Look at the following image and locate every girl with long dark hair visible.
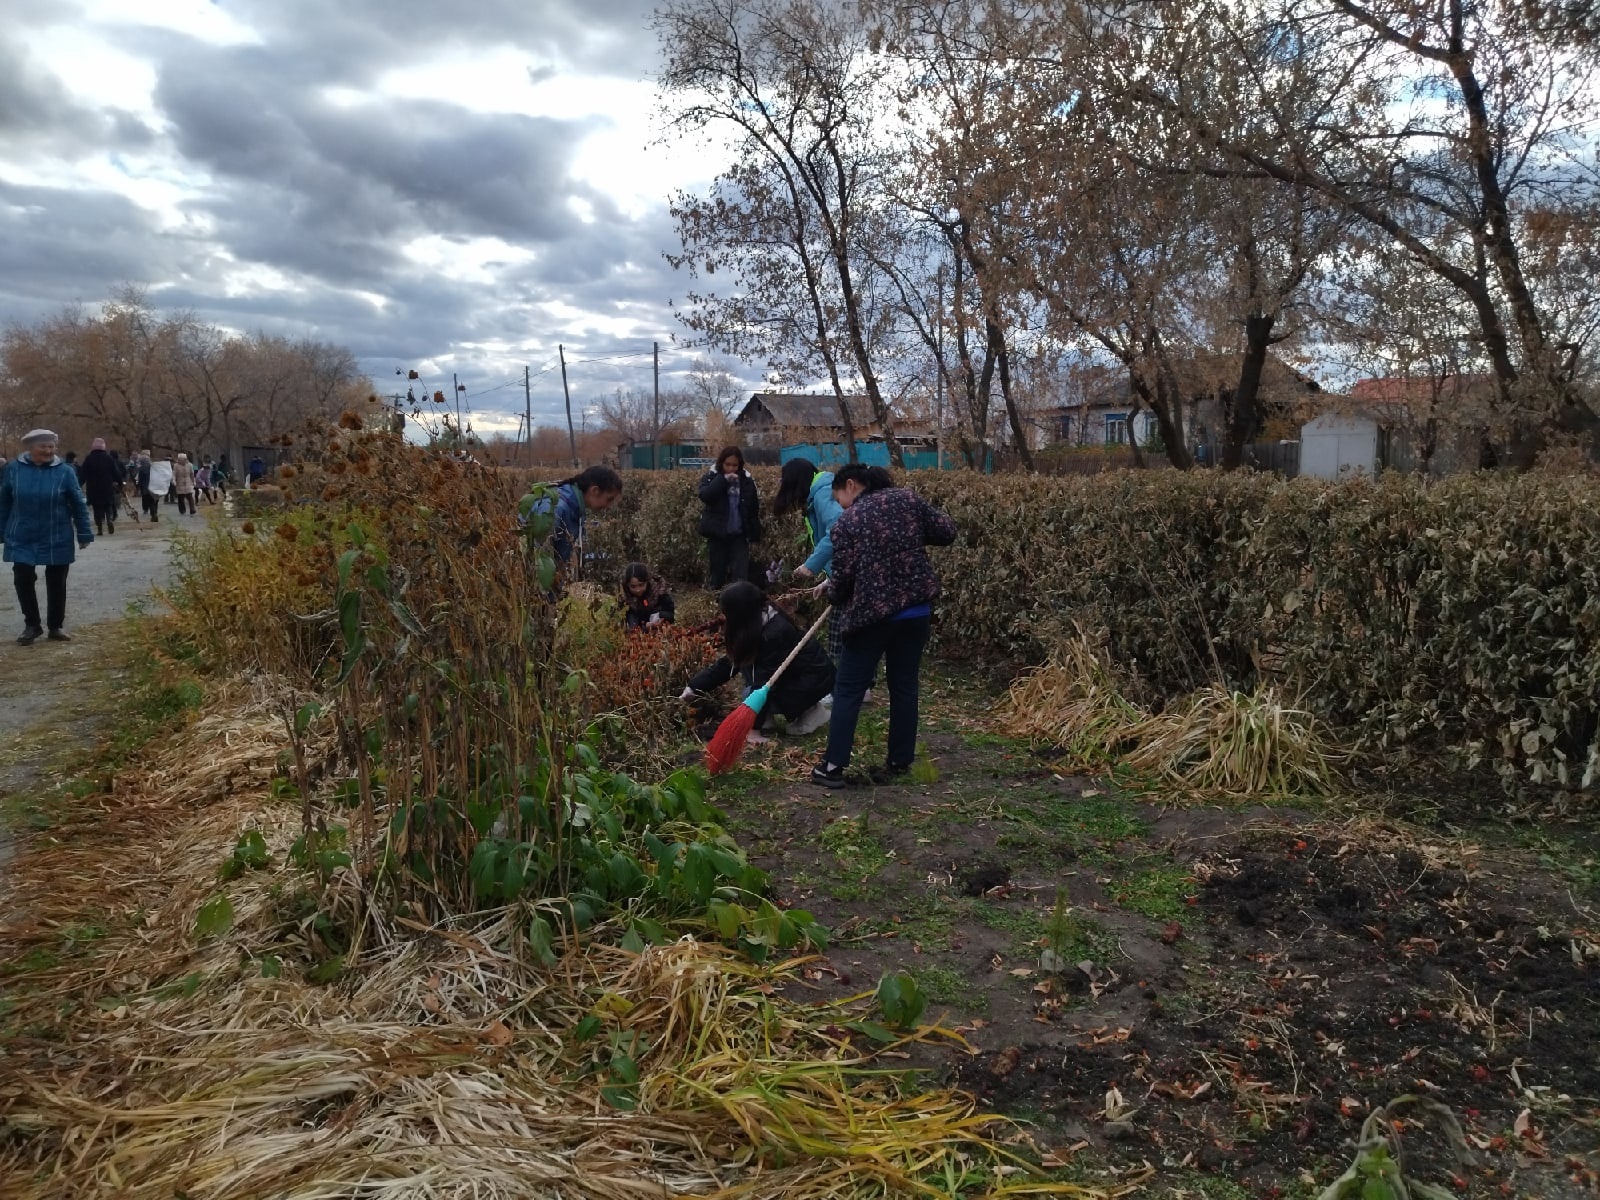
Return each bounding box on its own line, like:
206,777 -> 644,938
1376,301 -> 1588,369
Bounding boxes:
684,581 -> 834,740
620,561 -> 675,629
697,447 -> 761,588
523,464 -> 623,575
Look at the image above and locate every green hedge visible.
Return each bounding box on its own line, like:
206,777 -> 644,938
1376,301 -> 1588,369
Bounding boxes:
591,468 -> 1600,789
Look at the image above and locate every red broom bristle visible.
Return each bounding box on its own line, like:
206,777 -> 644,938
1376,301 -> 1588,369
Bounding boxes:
705,702 -> 760,775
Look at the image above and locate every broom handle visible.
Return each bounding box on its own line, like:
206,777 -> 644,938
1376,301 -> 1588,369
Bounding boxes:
762,606 -> 832,691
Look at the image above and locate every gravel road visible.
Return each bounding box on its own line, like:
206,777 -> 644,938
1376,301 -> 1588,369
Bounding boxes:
0,513 -> 190,866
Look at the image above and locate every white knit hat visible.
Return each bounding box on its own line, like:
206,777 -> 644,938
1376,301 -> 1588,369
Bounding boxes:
21,428 -> 58,446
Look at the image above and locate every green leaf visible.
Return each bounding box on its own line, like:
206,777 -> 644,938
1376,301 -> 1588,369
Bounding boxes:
294,701 -> 322,735
258,955 -> 282,979
527,915 -> 558,967
572,1014 -> 602,1043
194,893 -> 234,939
620,926 -> 646,954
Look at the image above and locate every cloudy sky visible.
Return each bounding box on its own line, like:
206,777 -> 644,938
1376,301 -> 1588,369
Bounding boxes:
0,0 -> 741,436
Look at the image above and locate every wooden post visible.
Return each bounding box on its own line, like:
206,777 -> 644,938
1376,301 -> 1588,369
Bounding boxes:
560,345 -> 577,467
523,364 -> 532,467
653,340 -> 660,471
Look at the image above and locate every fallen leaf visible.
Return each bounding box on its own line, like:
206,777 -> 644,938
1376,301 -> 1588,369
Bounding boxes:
1009,967 -> 1034,978
1040,1141 -> 1089,1167
1160,922 -> 1183,945
483,1020 -> 513,1047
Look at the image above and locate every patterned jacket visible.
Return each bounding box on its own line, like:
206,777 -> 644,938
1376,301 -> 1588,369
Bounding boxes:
827,486 -> 956,636
0,456 -> 94,566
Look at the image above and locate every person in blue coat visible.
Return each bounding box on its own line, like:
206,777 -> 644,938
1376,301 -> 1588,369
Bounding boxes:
521,465 -> 623,580
0,429 -> 94,644
774,456 -> 851,663
773,457 -> 843,581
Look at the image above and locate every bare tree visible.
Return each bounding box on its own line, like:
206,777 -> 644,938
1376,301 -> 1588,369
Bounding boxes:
658,0 -> 906,465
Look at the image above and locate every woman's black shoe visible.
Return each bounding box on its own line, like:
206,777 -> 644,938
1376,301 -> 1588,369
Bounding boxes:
866,763 -> 912,785
810,763 -> 847,789
17,625 -> 43,645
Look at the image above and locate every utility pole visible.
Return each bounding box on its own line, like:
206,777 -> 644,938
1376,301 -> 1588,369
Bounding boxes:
652,340 -> 660,471
452,372 -> 462,440
523,364 -> 532,467
560,344 -> 577,467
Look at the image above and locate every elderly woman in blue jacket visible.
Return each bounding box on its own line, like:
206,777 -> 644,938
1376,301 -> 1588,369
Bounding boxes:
0,429 -> 94,644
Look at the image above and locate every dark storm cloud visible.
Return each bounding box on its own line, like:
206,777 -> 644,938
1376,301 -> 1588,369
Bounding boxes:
0,0 -> 710,401
0,32 -> 156,151
0,182 -> 184,310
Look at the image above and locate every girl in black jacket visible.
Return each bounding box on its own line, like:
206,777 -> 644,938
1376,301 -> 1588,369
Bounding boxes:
697,446 -> 762,588
620,562 -> 676,630
684,582 -> 834,739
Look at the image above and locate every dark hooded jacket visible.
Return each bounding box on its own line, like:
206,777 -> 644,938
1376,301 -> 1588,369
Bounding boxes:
78,448 -> 121,507
688,604 -> 833,722
697,468 -> 762,541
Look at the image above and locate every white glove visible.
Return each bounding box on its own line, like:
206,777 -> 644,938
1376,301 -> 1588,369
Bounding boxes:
648,612 -> 663,626
680,686 -> 695,701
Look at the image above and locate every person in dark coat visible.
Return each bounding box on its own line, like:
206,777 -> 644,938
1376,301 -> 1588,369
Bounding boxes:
620,562 -> 676,630
0,429 -> 94,644
811,465 -> 957,788
684,581 -> 833,738
78,437 -> 122,535
697,446 -> 762,589
136,451 -> 159,522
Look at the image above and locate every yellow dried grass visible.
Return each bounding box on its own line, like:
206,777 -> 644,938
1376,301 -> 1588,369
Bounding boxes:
997,637 -> 1145,768
1123,684 -> 1345,798
0,684 -> 1115,1200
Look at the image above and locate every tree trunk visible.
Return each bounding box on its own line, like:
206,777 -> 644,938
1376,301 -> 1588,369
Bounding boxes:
989,319 -> 1034,471
1221,312 -> 1274,471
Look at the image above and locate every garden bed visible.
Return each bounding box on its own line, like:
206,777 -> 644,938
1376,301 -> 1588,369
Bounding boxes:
709,667 -> 1600,1198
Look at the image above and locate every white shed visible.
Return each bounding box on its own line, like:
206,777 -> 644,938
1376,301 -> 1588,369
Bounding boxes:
1300,413 -> 1379,480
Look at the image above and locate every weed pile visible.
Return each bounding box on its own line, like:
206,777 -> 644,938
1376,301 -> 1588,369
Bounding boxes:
999,636 -> 1343,797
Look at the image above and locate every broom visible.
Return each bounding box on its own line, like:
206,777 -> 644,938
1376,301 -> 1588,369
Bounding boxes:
705,606 -> 832,775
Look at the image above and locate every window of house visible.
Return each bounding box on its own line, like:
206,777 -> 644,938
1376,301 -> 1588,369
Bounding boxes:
1104,413 -> 1129,445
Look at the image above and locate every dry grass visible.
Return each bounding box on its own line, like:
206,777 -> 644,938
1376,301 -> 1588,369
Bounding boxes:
996,637 -> 1144,769
0,684 -> 1112,1199
1124,685 -> 1345,799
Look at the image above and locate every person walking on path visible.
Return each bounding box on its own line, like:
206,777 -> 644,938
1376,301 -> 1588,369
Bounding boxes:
697,447 -> 762,589
136,451 -> 159,523
521,465 -> 624,581
172,454 -> 197,515
78,438 -> 122,535
810,464 -> 957,789
0,429 -> 94,644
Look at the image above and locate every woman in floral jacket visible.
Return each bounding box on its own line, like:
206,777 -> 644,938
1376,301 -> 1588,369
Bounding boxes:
811,465 -> 956,788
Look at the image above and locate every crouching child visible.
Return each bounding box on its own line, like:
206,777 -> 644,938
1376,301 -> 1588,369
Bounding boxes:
682,581 -> 833,741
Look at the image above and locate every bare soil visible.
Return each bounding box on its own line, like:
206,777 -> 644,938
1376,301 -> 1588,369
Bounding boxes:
710,668 -> 1600,1198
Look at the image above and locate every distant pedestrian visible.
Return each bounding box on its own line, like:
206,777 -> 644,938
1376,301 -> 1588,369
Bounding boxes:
248,455 -> 266,485
79,437 -> 122,535
137,451 -> 159,522
697,446 -> 761,589
0,429 -> 94,644
173,453 -> 197,515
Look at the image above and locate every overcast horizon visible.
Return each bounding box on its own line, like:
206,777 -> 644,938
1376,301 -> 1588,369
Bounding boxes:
0,0 -> 762,438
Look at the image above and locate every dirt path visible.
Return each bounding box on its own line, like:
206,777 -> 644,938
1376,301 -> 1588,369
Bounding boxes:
0,514 -> 188,869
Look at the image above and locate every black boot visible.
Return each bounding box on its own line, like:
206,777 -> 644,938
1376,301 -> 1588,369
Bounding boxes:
107,519 -> 115,534
17,625 -> 42,645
